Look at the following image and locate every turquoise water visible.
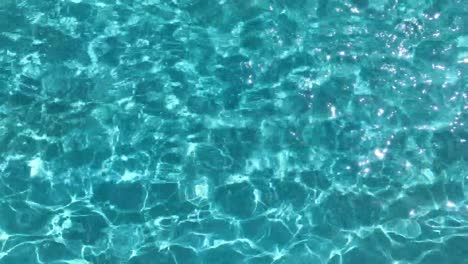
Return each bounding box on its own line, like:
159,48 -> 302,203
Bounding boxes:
0,0 -> 467,263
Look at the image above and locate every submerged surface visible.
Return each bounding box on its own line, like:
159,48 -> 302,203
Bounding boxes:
0,0 -> 467,263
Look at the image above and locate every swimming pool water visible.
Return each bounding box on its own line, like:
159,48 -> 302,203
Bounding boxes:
0,0 -> 467,263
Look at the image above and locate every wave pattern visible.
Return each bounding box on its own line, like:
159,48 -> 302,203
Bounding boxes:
0,0 -> 467,263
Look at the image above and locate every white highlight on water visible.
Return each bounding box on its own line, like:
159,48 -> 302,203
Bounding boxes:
374,148 -> 386,160
28,157 -> 44,177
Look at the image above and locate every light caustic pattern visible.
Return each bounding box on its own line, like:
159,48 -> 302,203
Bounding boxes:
0,0 -> 467,264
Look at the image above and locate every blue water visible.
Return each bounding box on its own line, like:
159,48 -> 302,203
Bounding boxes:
0,0 -> 467,263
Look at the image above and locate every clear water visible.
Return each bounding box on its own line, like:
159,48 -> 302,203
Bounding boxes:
0,0 -> 467,263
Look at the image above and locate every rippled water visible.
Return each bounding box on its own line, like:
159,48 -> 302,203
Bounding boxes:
0,0 -> 467,263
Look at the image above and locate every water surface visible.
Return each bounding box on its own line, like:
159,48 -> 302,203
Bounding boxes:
0,0 -> 467,263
